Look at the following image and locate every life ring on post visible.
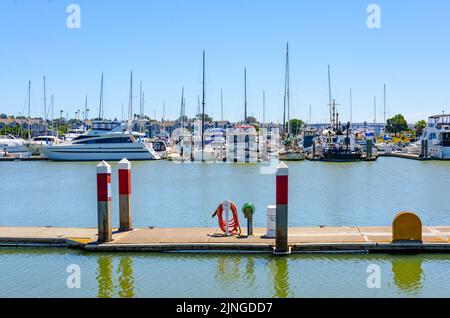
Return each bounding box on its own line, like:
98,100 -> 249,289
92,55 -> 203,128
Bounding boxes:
212,201 -> 241,236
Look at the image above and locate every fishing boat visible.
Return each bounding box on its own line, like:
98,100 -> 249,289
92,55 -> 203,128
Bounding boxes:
421,114 -> 450,159
316,122 -> 363,162
279,135 -> 306,161
40,121 -> 160,161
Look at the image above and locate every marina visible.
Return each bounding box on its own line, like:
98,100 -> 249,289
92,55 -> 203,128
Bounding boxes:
2,157 -> 450,298
3,0 -> 450,303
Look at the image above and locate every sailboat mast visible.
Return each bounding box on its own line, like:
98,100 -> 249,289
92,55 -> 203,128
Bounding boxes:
84,95 -> 88,122
286,43 -> 290,135
263,90 -> 266,125
309,104 -> 312,126
374,96 -> 377,125
99,72 -> 104,119
139,81 -> 142,120
383,84 -> 386,125
43,76 -> 47,135
221,89 -> 224,122
128,71 -> 133,121
350,88 -> 353,128
328,65 -> 332,127
141,92 -> 145,133
28,81 -> 31,138
201,50 -> 206,160
244,68 -> 247,123
51,94 -> 54,131
180,87 -> 185,130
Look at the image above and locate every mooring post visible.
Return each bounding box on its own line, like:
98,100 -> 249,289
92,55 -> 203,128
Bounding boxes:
97,161 -> 112,243
118,158 -> 133,231
275,162 -> 290,255
367,139 -> 373,159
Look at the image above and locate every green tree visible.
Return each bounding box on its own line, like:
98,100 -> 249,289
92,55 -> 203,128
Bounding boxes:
287,119 -> 305,135
196,113 -> 213,122
386,114 -> 408,134
0,113 -> 8,119
414,120 -> 427,136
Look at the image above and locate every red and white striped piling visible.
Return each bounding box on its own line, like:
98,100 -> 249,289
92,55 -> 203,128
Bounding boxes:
118,158 -> 133,231
275,161 -> 290,255
97,161 -> 112,242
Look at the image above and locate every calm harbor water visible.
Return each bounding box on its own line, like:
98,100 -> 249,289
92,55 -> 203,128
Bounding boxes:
1,157 -> 450,297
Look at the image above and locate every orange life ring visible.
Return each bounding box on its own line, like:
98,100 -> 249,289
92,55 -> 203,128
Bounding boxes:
214,201 -> 241,236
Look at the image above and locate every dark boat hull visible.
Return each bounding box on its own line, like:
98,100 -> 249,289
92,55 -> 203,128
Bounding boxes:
321,149 -> 363,162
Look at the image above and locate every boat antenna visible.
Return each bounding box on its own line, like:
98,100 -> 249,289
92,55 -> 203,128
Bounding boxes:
201,50 -> 206,162
98,72 -> 104,119
244,68 -> 247,123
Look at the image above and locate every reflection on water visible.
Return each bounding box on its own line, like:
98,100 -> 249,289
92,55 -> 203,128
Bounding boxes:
97,256 -> 114,298
392,256 -> 423,295
271,257 -> 292,298
96,255 -> 135,298
91,253 -> 433,298
215,256 -> 242,289
118,257 -> 135,298
3,247 -> 444,297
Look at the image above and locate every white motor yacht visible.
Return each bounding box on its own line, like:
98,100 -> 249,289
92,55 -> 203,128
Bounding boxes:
40,121 -> 160,161
421,114 -> 450,159
0,135 -> 31,158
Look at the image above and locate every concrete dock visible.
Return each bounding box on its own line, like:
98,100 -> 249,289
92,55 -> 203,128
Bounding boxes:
1,226 -> 450,253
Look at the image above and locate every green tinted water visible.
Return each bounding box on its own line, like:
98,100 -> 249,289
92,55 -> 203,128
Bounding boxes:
1,249 -> 450,298
1,158 -> 450,297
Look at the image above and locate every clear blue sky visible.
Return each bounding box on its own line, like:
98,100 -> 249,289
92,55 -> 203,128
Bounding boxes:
1,0 -> 450,124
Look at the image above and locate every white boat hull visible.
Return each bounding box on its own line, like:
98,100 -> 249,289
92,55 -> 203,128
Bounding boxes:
41,143 -> 160,161
279,151 -> 306,161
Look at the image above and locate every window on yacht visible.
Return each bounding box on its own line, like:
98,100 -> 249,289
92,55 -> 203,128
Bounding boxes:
77,137 -> 133,144
442,133 -> 450,147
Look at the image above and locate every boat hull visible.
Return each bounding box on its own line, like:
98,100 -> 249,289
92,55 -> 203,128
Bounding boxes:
41,143 -> 160,161
321,149 -> 363,162
279,152 -> 306,161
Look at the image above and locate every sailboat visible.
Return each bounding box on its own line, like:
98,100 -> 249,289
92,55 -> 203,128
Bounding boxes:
279,43 -> 306,161
191,50 -> 218,162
